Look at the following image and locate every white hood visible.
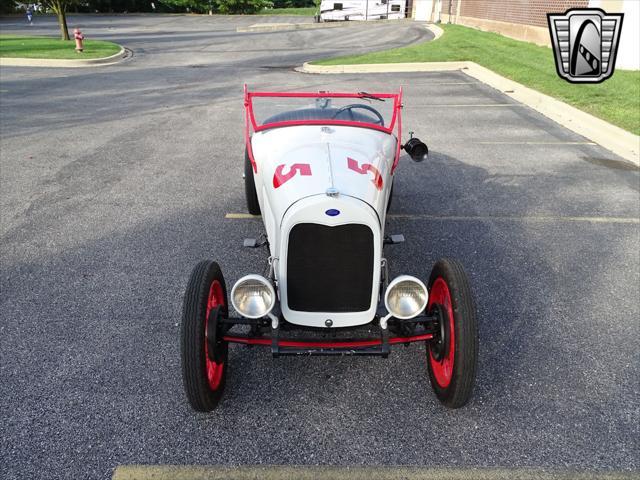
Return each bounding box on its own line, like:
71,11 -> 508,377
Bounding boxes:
251,124 -> 397,226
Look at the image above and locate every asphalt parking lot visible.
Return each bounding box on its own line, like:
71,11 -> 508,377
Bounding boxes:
1,14 -> 639,480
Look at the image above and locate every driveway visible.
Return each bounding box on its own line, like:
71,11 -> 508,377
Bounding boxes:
0,14 -> 638,480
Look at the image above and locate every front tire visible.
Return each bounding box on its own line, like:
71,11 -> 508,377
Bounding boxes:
181,260 -> 229,412
244,149 -> 261,215
426,258 -> 478,408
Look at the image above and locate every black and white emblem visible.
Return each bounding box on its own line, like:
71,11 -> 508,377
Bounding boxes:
547,8 -> 623,84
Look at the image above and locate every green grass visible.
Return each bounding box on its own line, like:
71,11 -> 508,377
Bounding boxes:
257,7 -> 317,15
0,35 -> 121,60
314,24 -> 640,135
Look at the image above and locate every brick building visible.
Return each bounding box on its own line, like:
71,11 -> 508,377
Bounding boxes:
411,0 -> 639,69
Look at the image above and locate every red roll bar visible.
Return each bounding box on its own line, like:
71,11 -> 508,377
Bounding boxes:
243,85 -> 404,174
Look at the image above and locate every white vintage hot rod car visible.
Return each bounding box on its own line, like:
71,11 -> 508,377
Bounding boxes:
181,87 -> 478,411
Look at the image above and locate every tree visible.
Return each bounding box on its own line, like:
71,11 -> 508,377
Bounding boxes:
216,0 -> 272,14
160,0 -> 271,14
0,0 -> 17,15
41,0 -> 80,40
159,0 -> 209,13
272,0 -> 314,7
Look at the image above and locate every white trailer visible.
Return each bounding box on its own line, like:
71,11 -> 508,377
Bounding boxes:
320,0 -> 406,21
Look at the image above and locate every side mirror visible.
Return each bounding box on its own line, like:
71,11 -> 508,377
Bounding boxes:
403,137 -> 428,162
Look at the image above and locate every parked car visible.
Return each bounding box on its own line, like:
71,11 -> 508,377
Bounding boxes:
180,87 -> 478,412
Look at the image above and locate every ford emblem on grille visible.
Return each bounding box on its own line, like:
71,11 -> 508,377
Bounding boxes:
325,209 -> 340,217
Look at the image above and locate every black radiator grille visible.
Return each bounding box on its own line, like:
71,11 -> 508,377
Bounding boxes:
287,223 -> 374,312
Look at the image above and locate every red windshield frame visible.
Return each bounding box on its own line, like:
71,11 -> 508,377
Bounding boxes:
244,85 -> 403,174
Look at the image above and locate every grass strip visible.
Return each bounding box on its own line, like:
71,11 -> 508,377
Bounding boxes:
313,24 -> 640,135
0,35 -> 121,60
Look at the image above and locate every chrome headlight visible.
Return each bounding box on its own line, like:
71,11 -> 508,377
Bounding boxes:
384,275 -> 428,319
231,275 -> 276,319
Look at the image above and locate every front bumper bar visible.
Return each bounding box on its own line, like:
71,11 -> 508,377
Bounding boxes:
223,333 -> 434,356
219,314 -> 439,357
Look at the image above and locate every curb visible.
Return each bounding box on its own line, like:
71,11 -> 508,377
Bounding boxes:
298,60 -> 469,74
237,21 -> 344,32
461,63 -> 639,165
0,46 -> 130,68
427,22 -> 444,40
298,60 -> 639,166
237,18 -> 414,33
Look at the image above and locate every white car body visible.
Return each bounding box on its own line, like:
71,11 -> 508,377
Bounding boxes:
181,90 -> 477,411
251,125 -> 396,327
243,89 -> 410,329
320,0 -> 405,21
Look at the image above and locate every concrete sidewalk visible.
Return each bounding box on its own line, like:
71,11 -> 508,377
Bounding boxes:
237,18 -> 413,32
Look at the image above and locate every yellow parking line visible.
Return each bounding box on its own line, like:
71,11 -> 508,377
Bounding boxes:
225,213 -> 639,224
387,214 -> 639,224
112,465 -> 638,480
225,213 -> 262,219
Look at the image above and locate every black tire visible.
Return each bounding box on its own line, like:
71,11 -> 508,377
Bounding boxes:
386,181 -> 394,213
244,148 -> 261,215
426,258 -> 478,408
181,260 -> 229,412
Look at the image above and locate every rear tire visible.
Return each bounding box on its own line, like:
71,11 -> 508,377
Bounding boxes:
426,258 -> 478,408
244,149 -> 261,215
181,260 -> 229,412
386,181 -> 394,213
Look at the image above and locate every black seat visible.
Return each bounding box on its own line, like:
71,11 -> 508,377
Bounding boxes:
264,107 -> 378,125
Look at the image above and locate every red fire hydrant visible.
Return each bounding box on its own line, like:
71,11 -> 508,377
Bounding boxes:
74,28 -> 85,53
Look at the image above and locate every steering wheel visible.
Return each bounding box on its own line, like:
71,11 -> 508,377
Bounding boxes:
331,104 -> 385,126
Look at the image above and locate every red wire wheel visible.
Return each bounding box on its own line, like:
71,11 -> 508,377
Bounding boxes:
181,260 -> 229,412
204,280 -> 225,391
426,258 -> 478,408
